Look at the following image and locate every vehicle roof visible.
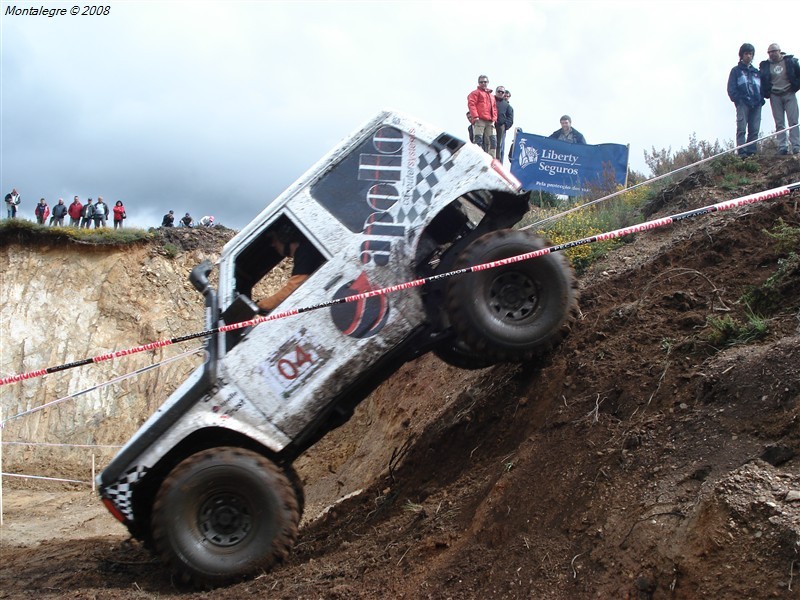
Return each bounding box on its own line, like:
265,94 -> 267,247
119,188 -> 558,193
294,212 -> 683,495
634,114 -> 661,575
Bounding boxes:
219,110 -> 459,261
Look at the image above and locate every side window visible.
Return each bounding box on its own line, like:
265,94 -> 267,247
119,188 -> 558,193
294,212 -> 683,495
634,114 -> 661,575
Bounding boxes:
232,215 -> 326,310
222,216 -> 326,348
311,126 -> 405,233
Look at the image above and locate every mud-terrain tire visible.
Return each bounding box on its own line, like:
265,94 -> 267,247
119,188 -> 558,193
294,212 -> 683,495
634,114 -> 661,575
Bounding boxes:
151,447 -> 300,588
283,463 -> 305,521
446,229 -> 577,362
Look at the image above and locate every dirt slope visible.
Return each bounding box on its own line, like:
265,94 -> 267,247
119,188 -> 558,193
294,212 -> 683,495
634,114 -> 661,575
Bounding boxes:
1,157 -> 800,599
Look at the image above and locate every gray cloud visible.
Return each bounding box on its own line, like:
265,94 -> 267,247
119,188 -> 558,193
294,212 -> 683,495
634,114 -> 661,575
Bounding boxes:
2,1 -> 797,229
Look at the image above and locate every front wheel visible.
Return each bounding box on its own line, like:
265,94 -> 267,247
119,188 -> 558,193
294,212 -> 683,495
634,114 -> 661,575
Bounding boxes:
151,447 -> 300,588
446,229 -> 578,362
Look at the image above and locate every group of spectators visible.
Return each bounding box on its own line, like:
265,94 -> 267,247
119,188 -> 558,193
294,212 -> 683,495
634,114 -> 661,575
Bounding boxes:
466,75 -> 587,163
160,210 -> 215,228
470,41 -> 800,165
466,76 -> 515,163
4,191 -> 218,230
727,42 -> 800,156
4,191 -> 127,229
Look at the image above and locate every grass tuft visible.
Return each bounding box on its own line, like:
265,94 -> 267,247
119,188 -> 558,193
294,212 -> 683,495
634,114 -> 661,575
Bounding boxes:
0,219 -> 154,246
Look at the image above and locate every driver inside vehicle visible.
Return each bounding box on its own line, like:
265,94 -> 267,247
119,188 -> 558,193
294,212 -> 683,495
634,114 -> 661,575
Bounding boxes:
256,222 -> 325,313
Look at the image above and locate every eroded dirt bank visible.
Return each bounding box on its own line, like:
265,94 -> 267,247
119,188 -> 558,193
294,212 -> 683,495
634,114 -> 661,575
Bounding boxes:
1,158 -> 800,599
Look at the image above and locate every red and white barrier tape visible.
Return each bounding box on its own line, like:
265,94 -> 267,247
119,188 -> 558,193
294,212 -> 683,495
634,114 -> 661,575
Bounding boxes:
1,346 -> 203,423
1,182 -> 797,389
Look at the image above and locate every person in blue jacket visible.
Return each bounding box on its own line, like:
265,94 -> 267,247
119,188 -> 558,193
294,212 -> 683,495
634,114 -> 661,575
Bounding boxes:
727,43 -> 765,157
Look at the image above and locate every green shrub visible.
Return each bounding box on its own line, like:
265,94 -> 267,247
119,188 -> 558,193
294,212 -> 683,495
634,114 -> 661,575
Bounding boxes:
709,152 -> 740,176
762,218 -> 800,254
739,252 -> 800,315
644,133 -> 731,177
518,183 -> 654,274
719,173 -> 751,190
705,311 -> 768,347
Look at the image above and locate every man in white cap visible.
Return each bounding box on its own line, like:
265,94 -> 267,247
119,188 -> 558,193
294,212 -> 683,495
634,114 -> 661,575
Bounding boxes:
759,43 -> 800,155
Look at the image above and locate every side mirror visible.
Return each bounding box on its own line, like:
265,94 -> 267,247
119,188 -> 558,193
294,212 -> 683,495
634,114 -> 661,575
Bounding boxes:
220,294 -> 260,325
190,260 -> 213,296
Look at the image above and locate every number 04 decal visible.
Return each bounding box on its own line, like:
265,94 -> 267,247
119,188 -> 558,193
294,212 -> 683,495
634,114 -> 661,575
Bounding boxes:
262,333 -> 327,399
276,344 -> 315,380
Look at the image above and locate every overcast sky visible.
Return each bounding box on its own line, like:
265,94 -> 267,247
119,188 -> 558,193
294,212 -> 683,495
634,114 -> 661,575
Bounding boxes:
1,0 -> 796,230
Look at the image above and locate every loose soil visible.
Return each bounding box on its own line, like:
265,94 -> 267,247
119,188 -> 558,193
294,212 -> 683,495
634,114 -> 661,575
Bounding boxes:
2,156 -> 800,599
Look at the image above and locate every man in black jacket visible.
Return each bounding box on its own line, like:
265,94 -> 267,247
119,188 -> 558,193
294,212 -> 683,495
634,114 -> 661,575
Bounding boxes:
759,42 -> 800,155
50,198 -> 68,226
494,85 -> 513,165
503,90 -> 515,162
80,198 -> 95,229
549,115 -> 586,145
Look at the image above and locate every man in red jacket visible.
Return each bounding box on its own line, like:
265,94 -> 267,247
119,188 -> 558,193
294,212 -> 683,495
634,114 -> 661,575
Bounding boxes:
467,75 -> 498,158
68,196 -> 83,227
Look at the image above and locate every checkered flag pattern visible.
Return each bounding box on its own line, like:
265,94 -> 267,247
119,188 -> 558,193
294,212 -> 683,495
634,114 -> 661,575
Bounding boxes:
103,465 -> 149,521
396,149 -> 455,224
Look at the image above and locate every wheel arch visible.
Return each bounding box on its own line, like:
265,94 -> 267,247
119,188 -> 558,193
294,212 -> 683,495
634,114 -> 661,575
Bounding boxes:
128,427 -> 288,542
415,189 -> 531,329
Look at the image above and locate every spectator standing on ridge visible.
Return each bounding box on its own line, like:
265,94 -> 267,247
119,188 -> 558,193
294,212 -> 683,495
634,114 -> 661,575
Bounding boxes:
727,43 -> 764,157
161,210 -> 175,227
80,198 -> 95,228
35,198 -> 50,224
466,112 -> 489,152
93,197 -> 109,228
494,85 -> 513,165
50,198 -> 67,226
467,75 -> 498,158
759,42 -> 800,155
199,215 -> 215,227
113,200 -> 126,229
503,89 -> 515,162
68,196 -> 83,226
549,115 -> 587,144
5,188 -> 21,219
180,212 -> 194,227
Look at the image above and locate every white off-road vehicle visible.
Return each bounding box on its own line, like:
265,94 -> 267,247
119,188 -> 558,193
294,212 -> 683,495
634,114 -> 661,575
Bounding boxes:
98,110 -> 578,586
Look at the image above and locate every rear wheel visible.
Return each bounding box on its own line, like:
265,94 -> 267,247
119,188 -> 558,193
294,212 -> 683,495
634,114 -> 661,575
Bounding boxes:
151,447 -> 300,588
445,229 -> 577,362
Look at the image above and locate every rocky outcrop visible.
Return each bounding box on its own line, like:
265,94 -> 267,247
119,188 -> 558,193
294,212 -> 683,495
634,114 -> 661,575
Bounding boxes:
0,239 -> 220,470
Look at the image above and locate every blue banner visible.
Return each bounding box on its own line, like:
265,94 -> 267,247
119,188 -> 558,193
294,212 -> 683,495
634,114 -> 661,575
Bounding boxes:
508,130 -> 629,196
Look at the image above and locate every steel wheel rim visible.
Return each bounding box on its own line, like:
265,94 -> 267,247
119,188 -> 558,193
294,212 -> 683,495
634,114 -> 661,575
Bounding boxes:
488,271 -> 539,321
198,491 -> 252,547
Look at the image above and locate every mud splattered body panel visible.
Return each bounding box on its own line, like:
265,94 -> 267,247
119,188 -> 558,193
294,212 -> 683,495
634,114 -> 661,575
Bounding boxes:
98,110 -> 522,528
